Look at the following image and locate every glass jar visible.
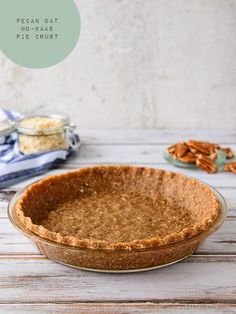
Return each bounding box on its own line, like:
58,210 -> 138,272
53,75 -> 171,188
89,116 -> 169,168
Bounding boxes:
16,112 -> 80,154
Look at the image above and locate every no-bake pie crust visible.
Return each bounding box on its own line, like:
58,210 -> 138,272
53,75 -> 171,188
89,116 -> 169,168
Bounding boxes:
15,166 -> 221,251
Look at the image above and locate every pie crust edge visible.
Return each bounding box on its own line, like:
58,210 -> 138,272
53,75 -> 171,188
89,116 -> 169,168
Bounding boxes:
15,166 -> 221,251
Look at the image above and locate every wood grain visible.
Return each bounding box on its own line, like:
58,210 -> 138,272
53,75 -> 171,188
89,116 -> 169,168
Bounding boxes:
0,257 -> 236,303
78,129 -> 236,145
68,143 -> 236,163
0,303 -> 235,313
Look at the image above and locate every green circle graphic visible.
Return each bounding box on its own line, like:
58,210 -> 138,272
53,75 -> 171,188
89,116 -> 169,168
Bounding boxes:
0,0 -> 80,68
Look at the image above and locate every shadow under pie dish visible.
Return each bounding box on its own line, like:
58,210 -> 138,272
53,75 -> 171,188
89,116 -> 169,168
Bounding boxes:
9,166 -> 227,272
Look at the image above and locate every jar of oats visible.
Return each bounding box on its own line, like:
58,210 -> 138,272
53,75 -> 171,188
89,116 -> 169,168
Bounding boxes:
16,113 -> 79,154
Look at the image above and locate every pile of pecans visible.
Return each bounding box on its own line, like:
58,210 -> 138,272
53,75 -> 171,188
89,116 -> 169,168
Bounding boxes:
166,140 -> 235,174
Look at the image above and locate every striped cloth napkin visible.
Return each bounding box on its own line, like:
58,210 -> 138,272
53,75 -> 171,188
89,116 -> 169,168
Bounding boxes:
0,109 -> 79,188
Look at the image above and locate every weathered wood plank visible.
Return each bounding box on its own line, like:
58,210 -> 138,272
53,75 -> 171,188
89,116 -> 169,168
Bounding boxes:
198,219 -> 236,254
1,219 -> 236,255
0,303 -> 235,314
0,203 -> 7,218
0,219 -> 39,255
68,144 -> 236,164
218,188 -> 236,215
78,129 -> 236,145
0,190 -> 16,218
0,257 -> 235,303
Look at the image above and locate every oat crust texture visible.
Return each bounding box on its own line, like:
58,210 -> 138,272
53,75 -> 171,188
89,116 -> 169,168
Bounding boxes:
15,166 -> 221,251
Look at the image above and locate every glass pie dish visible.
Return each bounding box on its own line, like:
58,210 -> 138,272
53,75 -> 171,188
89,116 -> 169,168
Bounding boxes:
8,168 -> 227,273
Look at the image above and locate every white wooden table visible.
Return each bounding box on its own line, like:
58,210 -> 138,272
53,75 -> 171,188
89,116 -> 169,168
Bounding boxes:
1,130 -> 236,313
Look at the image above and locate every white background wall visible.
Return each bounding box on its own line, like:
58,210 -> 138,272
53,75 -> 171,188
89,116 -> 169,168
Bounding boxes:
0,0 -> 236,129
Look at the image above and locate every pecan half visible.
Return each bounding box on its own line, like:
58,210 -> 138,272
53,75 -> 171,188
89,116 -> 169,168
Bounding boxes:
224,162 -> 236,174
167,144 -> 177,155
221,148 -> 235,159
189,147 -> 197,154
199,141 -> 220,153
175,142 -> 189,158
178,152 -> 197,163
187,140 -> 211,155
196,155 -> 218,174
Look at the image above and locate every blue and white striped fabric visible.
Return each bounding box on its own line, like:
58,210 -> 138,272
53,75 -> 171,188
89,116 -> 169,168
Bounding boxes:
0,109 -> 78,188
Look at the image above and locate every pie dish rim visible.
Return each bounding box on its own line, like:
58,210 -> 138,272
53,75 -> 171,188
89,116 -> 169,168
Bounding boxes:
9,166 -> 227,252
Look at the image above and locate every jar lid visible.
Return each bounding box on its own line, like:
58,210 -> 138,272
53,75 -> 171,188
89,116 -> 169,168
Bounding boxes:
0,119 -> 15,137
15,112 -> 70,136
